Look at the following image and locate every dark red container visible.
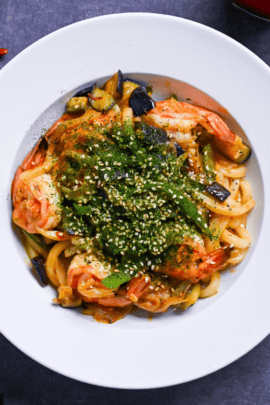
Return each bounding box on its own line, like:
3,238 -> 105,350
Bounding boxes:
233,0 -> 270,20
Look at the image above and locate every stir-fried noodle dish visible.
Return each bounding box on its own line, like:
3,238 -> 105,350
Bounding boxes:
12,71 -> 255,323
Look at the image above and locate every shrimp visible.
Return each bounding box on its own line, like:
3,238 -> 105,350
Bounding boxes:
67,253 -> 114,301
12,135 -> 61,233
12,173 -> 61,233
67,253 -> 110,287
145,99 -> 235,143
159,246 -> 230,283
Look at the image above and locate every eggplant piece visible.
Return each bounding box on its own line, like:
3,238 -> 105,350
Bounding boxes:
120,80 -> 140,103
104,70 -> 123,99
140,124 -> 167,145
74,84 -> 95,98
214,135 -> 251,164
234,141 -> 251,164
123,78 -> 145,88
67,97 -> 88,113
175,143 -> 185,157
88,85 -> 115,113
129,87 -> 156,116
31,256 -> 48,285
205,181 -> 231,202
97,188 -> 108,200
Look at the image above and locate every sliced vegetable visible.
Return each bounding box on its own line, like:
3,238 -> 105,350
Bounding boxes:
74,84 -> 95,98
176,151 -> 189,169
143,182 -> 213,239
0,48 -> 8,55
67,97 -> 88,113
88,85 -> 115,113
102,271 -> 133,289
205,181 -> 231,202
102,255 -> 146,289
129,87 -> 156,116
31,256 -> 48,285
97,188 -> 108,200
121,80 -> 140,104
104,70 -> 123,99
140,123 -> 167,145
215,135 -> 251,164
22,229 -> 50,251
175,143 -> 185,157
202,144 -> 216,183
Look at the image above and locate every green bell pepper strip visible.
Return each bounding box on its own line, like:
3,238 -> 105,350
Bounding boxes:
142,182 -> 213,240
202,144 -> 216,183
22,229 -> 50,251
102,255 -> 146,289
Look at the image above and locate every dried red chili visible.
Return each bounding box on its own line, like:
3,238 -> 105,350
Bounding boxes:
0,48 -> 8,55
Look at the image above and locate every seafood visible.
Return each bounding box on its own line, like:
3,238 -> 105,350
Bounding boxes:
12,173 -> 61,233
145,99 -> 235,141
158,246 -> 230,283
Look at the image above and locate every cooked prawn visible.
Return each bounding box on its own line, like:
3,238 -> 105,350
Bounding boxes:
145,99 -> 235,143
159,246 -> 230,283
12,173 -> 61,233
67,253 -> 114,301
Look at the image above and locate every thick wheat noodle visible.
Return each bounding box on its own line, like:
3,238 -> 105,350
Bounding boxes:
220,165 -> 246,178
240,179 -> 253,204
20,160 -> 53,182
78,283 -> 114,299
199,193 -> 255,215
55,258 -> 67,285
228,248 -> 248,264
230,179 -> 240,199
181,284 -> 201,310
200,271 -> 221,298
36,227 -> 71,241
216,167 -> 229,189
154,295 -> 188,312
136,294 -> 161,312
45,240 -> 71,286
220,228 -> 251,249
227,214 -> 247,228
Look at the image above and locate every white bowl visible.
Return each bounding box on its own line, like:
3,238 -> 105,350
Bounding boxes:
0,13 -> 270,389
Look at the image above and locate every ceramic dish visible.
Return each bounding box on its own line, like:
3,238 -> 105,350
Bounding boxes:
0,13 -> 270,389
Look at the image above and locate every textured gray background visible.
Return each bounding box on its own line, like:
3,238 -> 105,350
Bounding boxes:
1,1 -> 270,404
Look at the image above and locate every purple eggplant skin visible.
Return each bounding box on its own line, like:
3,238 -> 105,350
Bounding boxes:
237,142 -> 252,164
74,84 -> 95,98
31,256 -> 48,286
175,143 -> 186,157
116,70 -> 124,96
205,181 -> 231,202
97,188 -> 108,200
129,87 -> 156,117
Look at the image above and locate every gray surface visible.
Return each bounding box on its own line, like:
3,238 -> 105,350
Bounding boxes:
1,0 -> 270,403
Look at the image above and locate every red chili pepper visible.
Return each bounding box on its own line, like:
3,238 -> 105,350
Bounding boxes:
0,48 -> 8,55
